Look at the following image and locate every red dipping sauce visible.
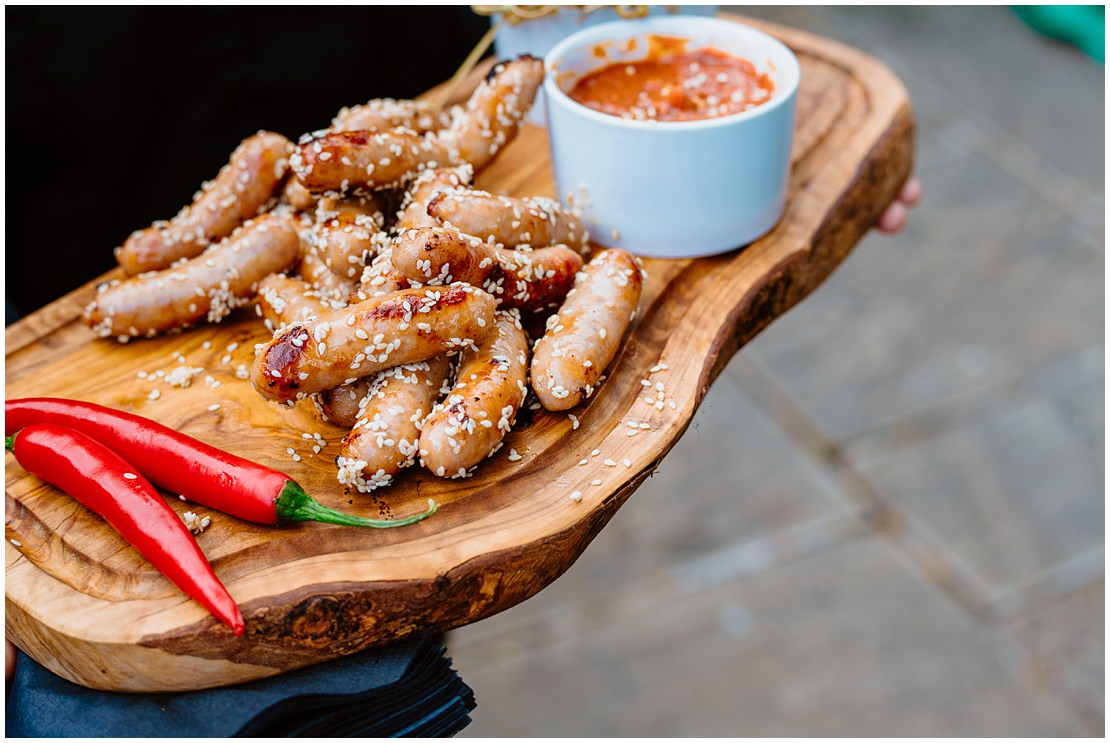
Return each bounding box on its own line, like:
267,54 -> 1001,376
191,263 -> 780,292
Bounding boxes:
567,34 -> 775,122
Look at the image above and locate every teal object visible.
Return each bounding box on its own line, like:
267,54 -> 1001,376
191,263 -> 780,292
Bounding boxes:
1012,5 -> 1105,62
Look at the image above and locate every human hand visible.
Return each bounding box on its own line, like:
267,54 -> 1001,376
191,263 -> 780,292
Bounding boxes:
875,176 -> 923,235
6,639 -> 15,680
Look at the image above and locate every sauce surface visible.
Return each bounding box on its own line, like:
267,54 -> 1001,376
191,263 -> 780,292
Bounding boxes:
568,35 -> 775,122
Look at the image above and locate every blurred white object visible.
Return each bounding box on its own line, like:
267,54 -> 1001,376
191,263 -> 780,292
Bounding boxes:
544,15 -> 800,258
488,5 -> 719,122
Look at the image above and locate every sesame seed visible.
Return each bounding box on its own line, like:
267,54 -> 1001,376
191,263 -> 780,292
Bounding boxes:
123,473 -> 138,480
9,539 -> 22,547
569,491 -> 583,502
591,479 -> 602,486
208,404 -> 220,411
603,459 -> 617,467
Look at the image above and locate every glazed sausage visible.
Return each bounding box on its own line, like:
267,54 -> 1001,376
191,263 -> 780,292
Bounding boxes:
530,249 -> 644,411
116,132 -> 292,275
311,194 -> 385,279
255,273 -> 369,426
394,165 -> 473,230
86,214 -> 301,341
440,55 -> 544,172
290,129 -> 455,194
336,356 -> 454,491
314,376 -> 374,428
290,56 -> 540,193
346,165 -> 472,304
419,310 -> 529,478
350,247 -> 411,303
251,283 -> 497,402
298,233 -> 359,299
280,175 -> 318,212
331,98 -> 452,135
427,191 -> 587,251
391,226 -> 583,312
256,274 -> 345,333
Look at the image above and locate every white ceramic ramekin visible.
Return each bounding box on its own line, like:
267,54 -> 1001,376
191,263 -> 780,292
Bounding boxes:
544,16 -> 801,258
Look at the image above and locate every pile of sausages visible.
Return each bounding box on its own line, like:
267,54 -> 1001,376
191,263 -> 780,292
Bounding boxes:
83,55 -> 645,492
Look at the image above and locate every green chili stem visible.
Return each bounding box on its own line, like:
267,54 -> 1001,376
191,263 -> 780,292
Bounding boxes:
274,481 -> 437,528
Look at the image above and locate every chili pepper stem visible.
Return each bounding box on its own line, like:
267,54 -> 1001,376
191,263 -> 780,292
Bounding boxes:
5,435 -> 15,452
274,481 -> 437,528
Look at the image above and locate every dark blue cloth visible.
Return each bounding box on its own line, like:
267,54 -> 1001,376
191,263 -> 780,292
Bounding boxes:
6,633 -> 474,737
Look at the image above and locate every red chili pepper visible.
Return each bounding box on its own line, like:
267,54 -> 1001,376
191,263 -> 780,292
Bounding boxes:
6,423 -> 245,635
5,397 -> 436,529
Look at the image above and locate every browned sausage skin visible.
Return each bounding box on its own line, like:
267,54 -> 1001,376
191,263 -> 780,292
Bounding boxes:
279,175 -> 318,212
331,99 -> 452,135
530,249 -> 644,411
256,274 -> 345,334
439,55 -> 544,171
314,377 -> 374,428
255,275 -> 375,428
297,231 -> 360,299
419,310 -> 529,478
116,132 -> 293,275
427,190 -> 587,251
86,213 -> 301,341
350,247 -> 411,303
251,283 -> 497,403
336,356 -> 453,491
311,194 -> 385,279
290,129 -> 456,194
391,226 -> 583,312
289,56 -> 541,194
394,165 -> 473,230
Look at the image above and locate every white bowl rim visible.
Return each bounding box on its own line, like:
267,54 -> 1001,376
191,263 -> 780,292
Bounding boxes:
544,15 -> 801,132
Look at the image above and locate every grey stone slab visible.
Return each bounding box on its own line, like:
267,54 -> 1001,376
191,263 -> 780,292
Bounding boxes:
451,538 -> 1085,737
488,371 -> 853,620
1007,580 -> 1105,734
736,6 -> 1105,193
735,145 -> 1103,442
854,383 -> 1104,597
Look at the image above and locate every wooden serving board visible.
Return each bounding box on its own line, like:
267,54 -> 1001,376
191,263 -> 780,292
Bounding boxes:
5,15 -> 913,692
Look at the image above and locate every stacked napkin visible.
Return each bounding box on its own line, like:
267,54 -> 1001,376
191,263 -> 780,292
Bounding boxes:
6,632 -> 475,737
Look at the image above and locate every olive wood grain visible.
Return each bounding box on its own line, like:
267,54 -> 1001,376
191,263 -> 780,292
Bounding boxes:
5,14 -> 914,691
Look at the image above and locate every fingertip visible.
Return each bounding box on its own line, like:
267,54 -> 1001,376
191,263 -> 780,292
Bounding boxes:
6,639 -> 16,680
900,177 -> 924,207
877,202 -> 908,235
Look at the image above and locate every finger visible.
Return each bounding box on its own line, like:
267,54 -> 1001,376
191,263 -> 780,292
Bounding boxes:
6,639 -> 16,679
876,202 -> 908,235
899,176 -> 924,207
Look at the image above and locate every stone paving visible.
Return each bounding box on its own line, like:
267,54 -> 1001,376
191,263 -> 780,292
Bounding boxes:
448,6 -> 1104,736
